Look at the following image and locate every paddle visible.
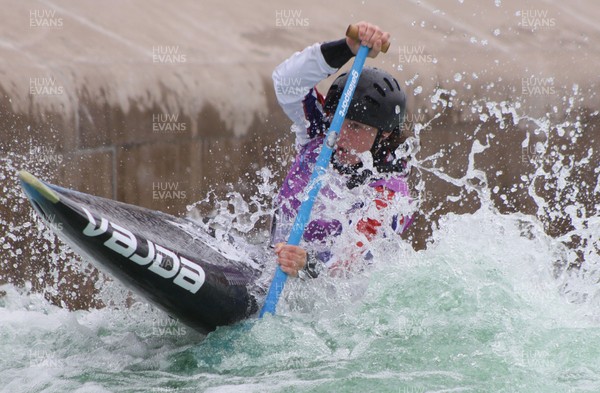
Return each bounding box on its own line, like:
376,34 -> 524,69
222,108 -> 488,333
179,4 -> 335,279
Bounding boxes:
259,25 -> 390,317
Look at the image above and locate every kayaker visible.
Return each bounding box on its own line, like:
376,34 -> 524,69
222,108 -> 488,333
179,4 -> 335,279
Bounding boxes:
271,21 -> 414,278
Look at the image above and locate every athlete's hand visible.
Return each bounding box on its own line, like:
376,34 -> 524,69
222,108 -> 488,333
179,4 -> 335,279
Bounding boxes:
346,21 -> 390,59
274,243 -> 307,277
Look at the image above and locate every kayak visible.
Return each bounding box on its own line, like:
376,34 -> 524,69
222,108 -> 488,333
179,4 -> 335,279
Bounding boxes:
18,170 -> 265,333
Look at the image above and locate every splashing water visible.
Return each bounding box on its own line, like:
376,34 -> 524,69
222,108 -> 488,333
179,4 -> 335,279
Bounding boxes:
2,206 -> 600,392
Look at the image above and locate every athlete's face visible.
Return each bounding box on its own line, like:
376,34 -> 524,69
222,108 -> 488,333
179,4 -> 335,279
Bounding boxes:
334,120 -> 379,166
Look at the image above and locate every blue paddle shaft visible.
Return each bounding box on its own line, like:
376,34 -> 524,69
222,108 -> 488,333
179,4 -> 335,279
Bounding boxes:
259,45 -> 370,317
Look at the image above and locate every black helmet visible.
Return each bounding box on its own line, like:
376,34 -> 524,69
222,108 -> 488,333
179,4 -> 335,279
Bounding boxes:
325,67 -> 408,184
324,67 -> 407,135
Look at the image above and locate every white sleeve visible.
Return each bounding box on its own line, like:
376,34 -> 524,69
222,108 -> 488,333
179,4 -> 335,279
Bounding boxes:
272,43 -> 338,147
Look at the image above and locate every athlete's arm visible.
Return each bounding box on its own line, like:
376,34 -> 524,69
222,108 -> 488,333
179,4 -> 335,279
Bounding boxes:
272,21 -> 388,147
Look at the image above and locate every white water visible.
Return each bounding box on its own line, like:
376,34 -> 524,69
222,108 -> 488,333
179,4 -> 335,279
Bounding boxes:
1,207 -> 600,392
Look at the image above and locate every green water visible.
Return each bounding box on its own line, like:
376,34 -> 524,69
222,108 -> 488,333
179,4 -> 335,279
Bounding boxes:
2,210 -> 599,393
